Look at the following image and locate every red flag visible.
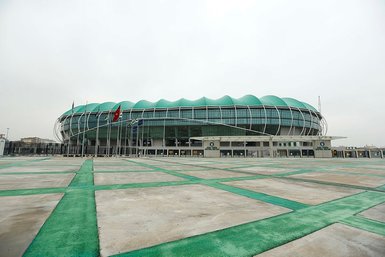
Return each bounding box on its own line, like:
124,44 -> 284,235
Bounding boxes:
112,105 -> 121,122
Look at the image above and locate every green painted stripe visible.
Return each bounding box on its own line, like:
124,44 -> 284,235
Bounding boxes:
23,164 -> 82,167
93,175 -> 266,191
0,187 -> 66,197
26,164 -> 82,166
0,157 -> 51,169
145,158 -> 262,177
323,170 -> 385,178
226,164 -> 269,169
158,169 -> 200,180
69,160 -> 94,188
93,175 -> 266,192
112,191 -> 385,257
23,160 -> 99,257
125,160 -> 270,185
202,181 -> 308,210
281,177 -> 385,192
95,180 -> 197,191
93,169 -> 158,173
0,174 -> 265,197
124,159 -> 304,211
340,215 -> 385,236
162,168 -> 209,172
274,168 -> 319,177
124,159 -> 201,181
0,171 -> 75,175
93,164 -> 142,166
205,174 -> 268,183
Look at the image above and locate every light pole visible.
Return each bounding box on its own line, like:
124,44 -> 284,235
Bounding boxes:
115,112 -> 123,157
6,128 -> 9,140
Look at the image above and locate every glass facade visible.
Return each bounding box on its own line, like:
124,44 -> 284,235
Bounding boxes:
60,105 -> 322,146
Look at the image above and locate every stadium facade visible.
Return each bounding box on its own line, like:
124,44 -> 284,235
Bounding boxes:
56,95 -> 337,158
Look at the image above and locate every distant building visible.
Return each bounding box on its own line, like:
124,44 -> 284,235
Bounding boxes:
21,137 -> 56,144
332,146 -> 384,158
4,137 -> 62,156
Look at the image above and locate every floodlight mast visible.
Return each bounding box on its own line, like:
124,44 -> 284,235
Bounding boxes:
317,96 -> 328,136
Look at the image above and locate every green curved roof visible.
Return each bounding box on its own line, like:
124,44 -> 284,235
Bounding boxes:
112,101 -> 135,111
216,95 -> 234,106
260,95 -> 288,107
64,103 -> 98,115
194,97 -> 208,106
91,102 -> 116,113
155,99 -> 173,108
302,102 -> 318,112
62,105 -> 84,116
133,100 -> 155,109
281,98 -> 307,110
61,95 -> 318,116
234,95 -> 262,106
177,98 -> 197,107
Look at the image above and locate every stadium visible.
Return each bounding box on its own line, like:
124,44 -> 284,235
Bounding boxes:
56,95 -> 335,158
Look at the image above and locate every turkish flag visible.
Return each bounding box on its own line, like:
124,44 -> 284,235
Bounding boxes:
113,105 -> 121,122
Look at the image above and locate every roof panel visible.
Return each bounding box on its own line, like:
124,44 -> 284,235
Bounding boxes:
133,100 -> 155,109
260,95 -> 288,106
281,98 -> 307,109
61,105 -> 84,116
155,99 -> 174,108
233,95 -> 262,106
192,97 -> 207,107
61,95 -> 319,116
176,98 -> 196,107
214,95 -> 234,106
302,102 -> 318,112
76,103 -> 99,114
112,101 -> 135,111
92,102 -> 116,113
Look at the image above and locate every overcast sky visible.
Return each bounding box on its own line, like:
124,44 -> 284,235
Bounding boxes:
0,0 -> 384,146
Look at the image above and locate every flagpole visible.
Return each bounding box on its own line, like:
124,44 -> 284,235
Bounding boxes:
115,118 -> 120,157
108,105 -> 122,157
136,120 -> 140,157
119,115 -> 124,156
118,116 -> 123,156
120,112 -> 124,156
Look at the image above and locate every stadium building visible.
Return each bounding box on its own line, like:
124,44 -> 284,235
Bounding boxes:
56,95 -> 338,158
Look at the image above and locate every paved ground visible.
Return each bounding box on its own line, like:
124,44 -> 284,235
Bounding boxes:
0,157 -> 384,257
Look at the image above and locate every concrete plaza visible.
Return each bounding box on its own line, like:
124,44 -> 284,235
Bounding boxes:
0,157 -> 384,257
